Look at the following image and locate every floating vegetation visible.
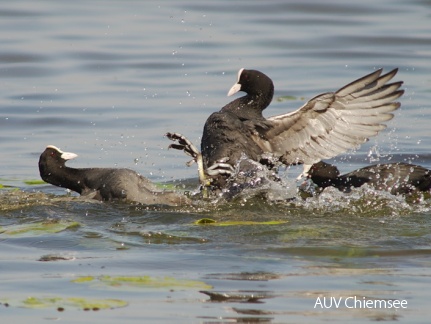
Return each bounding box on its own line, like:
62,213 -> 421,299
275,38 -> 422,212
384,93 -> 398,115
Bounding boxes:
38,254 -> 75,262
194,218 -> 288,226
23,180 -> 46,185
200,290 -> 275,302
72,275 -> 212,290
0,220 -> 80,237
1,296 -> 127,311
0,190 -> 54,211
0,184 -> 18,190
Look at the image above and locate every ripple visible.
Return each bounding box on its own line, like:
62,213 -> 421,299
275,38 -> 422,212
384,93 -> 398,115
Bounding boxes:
0,52 -> 48,64
0,9 -> 45,18
0,66 -> 58,78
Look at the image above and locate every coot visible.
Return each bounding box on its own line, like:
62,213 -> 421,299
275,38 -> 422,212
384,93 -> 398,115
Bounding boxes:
307,161 -> 431,195
39,145 -> 189,206
168,68 -> 403,189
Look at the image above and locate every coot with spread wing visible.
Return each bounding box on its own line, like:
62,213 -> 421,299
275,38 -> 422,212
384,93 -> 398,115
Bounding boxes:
168,68 -> 403,190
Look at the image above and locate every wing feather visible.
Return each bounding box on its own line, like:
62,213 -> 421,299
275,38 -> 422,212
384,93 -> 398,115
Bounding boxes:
259,68 -> 403,165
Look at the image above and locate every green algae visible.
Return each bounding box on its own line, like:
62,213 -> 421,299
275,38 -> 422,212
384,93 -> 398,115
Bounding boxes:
72,275 -> 212,290
20,296 -> 127,310
0,220 -> 81,236
23,179 -> 46,185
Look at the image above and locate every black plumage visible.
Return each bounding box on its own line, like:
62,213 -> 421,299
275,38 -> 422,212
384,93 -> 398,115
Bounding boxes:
169,68 -> 403,190
39,145 -> 189,206
307,161 -> 431,195
201,68 -> 403,188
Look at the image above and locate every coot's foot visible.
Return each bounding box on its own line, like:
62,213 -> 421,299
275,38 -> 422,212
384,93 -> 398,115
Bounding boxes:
166,132 -> 210,194
206,157 -> 234,176
166,132 -> 200,165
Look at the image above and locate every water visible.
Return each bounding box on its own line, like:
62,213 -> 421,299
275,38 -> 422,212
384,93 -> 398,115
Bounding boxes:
1,0 -> 430,322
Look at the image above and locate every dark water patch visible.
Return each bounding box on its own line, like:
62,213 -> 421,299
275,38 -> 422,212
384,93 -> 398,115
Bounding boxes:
0,66 -> 58,78
414,0 -> 431,6
291,50 -> 415,60
110,228 -> 208,245
0,52 -> 48,64
268,246 -> 431,261
280,2 -> 403,15
334,35 -> 431,47
256,44 -> 415,61
257,17 -> 365,26
204,272 -> 281,281
0,8 -> 45,18
7,93 -> 66,101
187,2 -> 397,16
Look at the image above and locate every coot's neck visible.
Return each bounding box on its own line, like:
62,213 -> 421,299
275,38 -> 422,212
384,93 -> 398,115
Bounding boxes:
221,84 -> 274,120
41,164 -> 87,194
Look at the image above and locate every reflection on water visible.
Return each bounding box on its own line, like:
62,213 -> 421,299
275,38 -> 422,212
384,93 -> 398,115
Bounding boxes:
1,0 -> 431,322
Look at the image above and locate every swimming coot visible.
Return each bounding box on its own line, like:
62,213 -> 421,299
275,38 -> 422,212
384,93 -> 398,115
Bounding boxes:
307,161 -> 431,195
38,145 -> 189,206
168,68 -> 403,189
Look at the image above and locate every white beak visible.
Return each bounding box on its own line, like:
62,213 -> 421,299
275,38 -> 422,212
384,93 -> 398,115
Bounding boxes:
227,83 -> 241,96
61,151 -> 78,160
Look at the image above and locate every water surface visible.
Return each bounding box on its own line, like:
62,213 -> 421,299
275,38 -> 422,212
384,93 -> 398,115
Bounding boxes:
1,0 -> 430,323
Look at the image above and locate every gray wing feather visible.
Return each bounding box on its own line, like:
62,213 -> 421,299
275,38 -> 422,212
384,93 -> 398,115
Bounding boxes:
259,68 -> 403,165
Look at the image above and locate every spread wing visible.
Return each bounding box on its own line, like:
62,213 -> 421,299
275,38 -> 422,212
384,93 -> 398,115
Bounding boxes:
256,68 -> 403,165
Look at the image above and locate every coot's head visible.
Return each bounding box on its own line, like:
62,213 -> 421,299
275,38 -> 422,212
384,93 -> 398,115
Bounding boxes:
307,161 -> 340,179
227,68 -> 274,99
39,145 -> 78,179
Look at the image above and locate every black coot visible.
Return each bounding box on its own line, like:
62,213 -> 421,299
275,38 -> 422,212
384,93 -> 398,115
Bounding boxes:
169,68 -> 403,189
307,161 -> 431,195
39,145 -> 189,206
